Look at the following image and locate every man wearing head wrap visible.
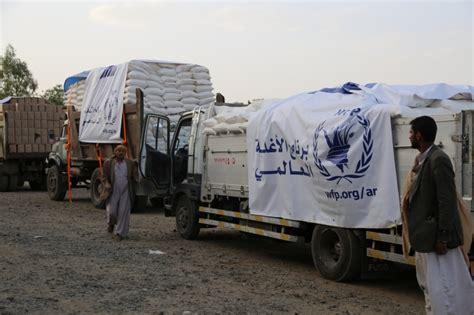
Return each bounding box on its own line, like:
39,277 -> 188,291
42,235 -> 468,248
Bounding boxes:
406,116 -> 473,314
102,145 -> 138,241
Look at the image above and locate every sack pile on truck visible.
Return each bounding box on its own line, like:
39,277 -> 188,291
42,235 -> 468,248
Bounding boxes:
202,98 -> 280,134
63,60 -> 214,125
200,82 -> 473,229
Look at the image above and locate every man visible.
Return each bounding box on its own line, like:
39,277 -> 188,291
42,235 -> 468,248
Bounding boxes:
102,145 -> 138,241
407,116 -> 473,314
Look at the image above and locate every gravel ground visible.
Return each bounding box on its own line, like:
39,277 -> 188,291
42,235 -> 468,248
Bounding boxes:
0,187 -> 425,314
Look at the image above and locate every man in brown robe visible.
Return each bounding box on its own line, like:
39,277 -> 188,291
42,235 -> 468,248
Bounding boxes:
102,145 -> 138,241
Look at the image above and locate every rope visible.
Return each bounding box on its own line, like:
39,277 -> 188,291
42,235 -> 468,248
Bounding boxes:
66,122 -> 72,203
95,144 -> 103,175
121,110 -> 129,158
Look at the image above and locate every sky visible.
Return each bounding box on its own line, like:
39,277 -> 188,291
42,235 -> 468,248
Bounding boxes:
0,0 -> 472,102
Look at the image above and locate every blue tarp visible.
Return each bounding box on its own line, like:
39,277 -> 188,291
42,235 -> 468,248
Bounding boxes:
63,71 -> 89,92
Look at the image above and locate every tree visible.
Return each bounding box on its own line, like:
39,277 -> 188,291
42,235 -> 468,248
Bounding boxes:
42,84 -> 64,106
0,44 -> 38,99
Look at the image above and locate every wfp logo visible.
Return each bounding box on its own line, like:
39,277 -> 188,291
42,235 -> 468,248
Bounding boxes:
313,108 -> 373,184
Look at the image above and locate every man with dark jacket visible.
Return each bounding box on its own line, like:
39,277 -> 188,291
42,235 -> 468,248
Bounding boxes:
102,145 -> 138,241
407,116 -> 473,314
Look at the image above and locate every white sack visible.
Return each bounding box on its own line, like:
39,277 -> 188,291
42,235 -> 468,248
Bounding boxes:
127,70 -> 148,81
164,100 -> 184,108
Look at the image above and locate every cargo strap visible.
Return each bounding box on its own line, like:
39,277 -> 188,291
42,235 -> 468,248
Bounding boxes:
95,144 -> 103,175
121,110 -> 129,158
66,122 -> 72,203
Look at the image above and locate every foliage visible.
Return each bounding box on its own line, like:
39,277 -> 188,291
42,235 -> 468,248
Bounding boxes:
42,84 -> 64,106
0,44 -> 38,99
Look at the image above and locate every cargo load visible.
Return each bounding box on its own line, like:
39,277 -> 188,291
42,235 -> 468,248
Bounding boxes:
47,60 -> 216,210
0,96 -> 65,191
138,82 -> 473,281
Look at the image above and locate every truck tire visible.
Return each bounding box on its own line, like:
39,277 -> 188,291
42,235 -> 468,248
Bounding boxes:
90,168 -> 106,209
0,175 -> 9,192
47,165 -> 66,201
311,225 -> 362,282
8,174 -> 18,191
175,195 -> 200,240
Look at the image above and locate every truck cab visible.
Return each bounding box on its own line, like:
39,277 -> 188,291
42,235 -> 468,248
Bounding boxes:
140,109 -> 203,216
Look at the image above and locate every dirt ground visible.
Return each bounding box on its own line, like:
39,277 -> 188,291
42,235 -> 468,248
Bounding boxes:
0,187 -> 425,314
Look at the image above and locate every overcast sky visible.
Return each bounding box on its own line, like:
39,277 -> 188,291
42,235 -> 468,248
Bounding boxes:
1,0 -> 472,102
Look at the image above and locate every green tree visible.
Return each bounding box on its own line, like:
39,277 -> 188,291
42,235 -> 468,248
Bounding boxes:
0,44 -> 38,99
42,84 -> 64,106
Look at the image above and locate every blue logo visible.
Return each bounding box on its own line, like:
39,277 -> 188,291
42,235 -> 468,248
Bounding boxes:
313,108 -> 373,184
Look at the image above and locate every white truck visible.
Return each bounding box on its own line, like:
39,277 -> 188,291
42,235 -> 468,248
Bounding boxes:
140,83 -> 473,281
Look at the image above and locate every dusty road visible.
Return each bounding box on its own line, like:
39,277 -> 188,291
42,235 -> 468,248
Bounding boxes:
0,188 -> 425,314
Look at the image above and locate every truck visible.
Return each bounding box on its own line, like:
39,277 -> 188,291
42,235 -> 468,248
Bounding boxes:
138,84 -> 474,281
46,60 -> 215,209
0,97 -> 64,191
45,89 -> 154,210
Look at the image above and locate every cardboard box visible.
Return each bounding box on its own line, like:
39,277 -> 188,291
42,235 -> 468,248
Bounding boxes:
21,136 -> 28,144
8,144 -> 17,153
33,112 -> 40,120
21,120 -> 28,128
16,103 -> 25,111
34,120 -> 41,129
47,112 -> 53,120
21,128 -> 29,137
41,112 -> 47,120
37,104 -> 46,112
17,144 -> 25,153
32,144 -> 38,152
41,129 -> 47,144
7,128 -> 15,143
25,144 -> 32,153
41,120 -> 47,129
27,120 -> 34,128
21,112 -> 28,120
6,116 -> 15,128
15,128 -> 21,143
14,112 -> 21,120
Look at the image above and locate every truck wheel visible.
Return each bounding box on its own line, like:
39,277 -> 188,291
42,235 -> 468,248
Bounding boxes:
175,195 -> 200,240
90,168 -> 106,209
8,175 -> 18,191
311,225 -> 362,282
47,165 -> 66,201
0,175 -> 8,192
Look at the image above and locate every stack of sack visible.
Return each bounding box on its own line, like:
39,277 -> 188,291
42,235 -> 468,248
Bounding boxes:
202,99 -> 280,135
63,80 -> 85,111
64,60 -> 215,125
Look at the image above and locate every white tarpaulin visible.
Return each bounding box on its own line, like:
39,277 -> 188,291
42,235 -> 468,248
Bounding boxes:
79,63 -> 128,143
247,92 -> 401,228
246,82 -> 473,229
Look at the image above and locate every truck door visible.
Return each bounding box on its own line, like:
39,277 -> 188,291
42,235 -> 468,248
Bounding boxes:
461,110 -> 473,214
171,117 -> 192,186
140,114 -> 171,193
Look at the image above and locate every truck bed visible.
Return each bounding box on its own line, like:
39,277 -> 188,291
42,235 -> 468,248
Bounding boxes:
202,111 -> 474,214
0,97 -> 64,160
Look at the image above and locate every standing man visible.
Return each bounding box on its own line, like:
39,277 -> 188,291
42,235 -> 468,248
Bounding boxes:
407,116 -> 473,314
103,145 -> 138,241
